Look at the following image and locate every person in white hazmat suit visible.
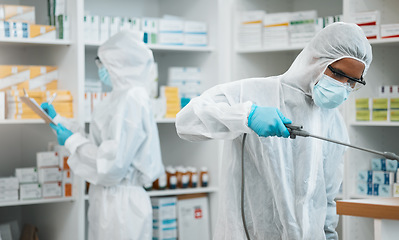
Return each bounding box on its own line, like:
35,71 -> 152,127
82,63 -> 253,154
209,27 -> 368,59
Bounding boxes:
176,22 -> 372,239
42,30 -> 164,240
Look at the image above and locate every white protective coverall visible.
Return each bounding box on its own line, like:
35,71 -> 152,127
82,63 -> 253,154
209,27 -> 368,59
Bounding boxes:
176,23 -> 372,239
57,30 -> 164,240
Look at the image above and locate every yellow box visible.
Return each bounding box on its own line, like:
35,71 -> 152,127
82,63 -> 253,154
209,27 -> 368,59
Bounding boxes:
0,65 -> 30,90
356,110 -> 370,121
373,98 -> 388,110
390,98 -> 399,109
2,5 -> 35,24
390,110 -> 399,121
356,98 -> 370,109
372,110 -> 388,121
29,25 -> 56,39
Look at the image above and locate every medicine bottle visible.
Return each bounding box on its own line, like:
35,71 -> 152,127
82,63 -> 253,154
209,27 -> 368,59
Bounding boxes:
176,166 -> 188,188
200,167 -> 209,187
189,167 -> 198,188
144,182 -> 153,191
181,168 -> 189,188
166,166 -> 177,189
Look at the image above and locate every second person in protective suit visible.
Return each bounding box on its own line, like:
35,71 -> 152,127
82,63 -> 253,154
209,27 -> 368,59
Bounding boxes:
176,22 -> 372,240
42,30 -> 164,240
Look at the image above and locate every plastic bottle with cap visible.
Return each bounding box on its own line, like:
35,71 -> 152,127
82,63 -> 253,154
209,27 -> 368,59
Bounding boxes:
200,167 -> 209,187
189,167 -> 198,188
166,166 -> 177,189
181,168 -> 189,188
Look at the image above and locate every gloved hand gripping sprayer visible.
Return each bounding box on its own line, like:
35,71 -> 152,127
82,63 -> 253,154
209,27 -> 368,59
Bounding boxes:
240,124 -> 399,240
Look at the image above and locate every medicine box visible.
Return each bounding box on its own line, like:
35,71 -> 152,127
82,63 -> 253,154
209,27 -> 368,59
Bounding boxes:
391,110 -> 399,122
63,182 -> 72,197
142,18 -> 158,44
372,98 -> 388,110
358,170 -> 372,183
386,159 -> 399,172
42,182 -> 62,198
152,197 -> 177,220
63,170 -> 73,183
351,11 -> 380,39
54,145 -> 70,170
29,25 -> 56,40
0,177 -> 19,190
177,195 -> 210,240
20,183 -> 42,200
159,19 -> 184,32
372,110 -> 388,121
99,16 -> 110,42
391,98 -> 399,109
0,189 -> 18,202
355,98 -> 370,109
381,24 -> 399,39
15,167 -> 38,183
356,110 -> 371,121
372,171 -> 395,185
373,184 -> 392,197
1,5 -> 35,24
37,151 -> 59,168
357,182 -> 372,195
39,167 -> 62,183
394,183 -> 399,197
184,21 -> 207,34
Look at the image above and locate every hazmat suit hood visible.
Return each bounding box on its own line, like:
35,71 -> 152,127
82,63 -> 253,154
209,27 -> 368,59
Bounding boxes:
281,22 -> 372,98
98,30 -> 155,92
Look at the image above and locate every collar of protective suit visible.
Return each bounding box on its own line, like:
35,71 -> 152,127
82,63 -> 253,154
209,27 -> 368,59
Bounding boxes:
281,22 -> 372,98
98,30 -> 156,92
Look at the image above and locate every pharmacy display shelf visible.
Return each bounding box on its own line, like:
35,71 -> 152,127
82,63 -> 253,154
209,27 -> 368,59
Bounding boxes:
369,38 -> 399,46
236,45 -> 305,53
0,119 -> 46,124
85,41 -> 214,52
349,194 -> 387,199
236,38 -> 399,54
0,38 -> 72,46
0,197 -> 75,208
350,121 -> 399,127
85,118 -> 176,124
156,118 -> 176,123
83,187 -> 218,200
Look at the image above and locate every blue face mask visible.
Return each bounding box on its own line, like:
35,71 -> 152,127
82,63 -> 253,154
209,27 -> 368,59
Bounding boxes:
98,67 -> 112,87
313,74 -> 353,109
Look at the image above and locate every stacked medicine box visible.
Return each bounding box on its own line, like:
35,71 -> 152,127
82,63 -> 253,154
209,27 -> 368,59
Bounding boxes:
0,4 -> 67,40
0,145 -> 73,202
357,158 -> 398,197
168,67 -> 202,108
151,197 -> 178,240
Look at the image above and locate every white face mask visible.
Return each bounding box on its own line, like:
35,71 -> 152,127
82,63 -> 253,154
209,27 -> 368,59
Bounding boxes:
313,74 -> 353,109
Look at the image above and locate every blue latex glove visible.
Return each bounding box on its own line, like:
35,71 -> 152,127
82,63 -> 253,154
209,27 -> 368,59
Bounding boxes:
41,102 -> 57,118
248,105 -> 292,138
50,123 -> 73,146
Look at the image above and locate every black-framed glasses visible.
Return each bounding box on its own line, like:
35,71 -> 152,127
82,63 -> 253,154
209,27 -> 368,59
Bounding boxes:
328,65 -> 366,87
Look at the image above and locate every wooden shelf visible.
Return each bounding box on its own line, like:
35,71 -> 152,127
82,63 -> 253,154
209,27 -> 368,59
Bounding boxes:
0,197 -> 75,207
0,38 -> 71,46
337,197 -> 399,220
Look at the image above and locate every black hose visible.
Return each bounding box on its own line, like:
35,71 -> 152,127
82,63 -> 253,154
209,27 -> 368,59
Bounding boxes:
241,133 -> 251,240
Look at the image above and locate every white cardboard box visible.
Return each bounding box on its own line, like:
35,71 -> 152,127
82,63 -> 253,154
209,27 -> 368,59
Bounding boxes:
0,177 -> 19,190
20,183 -> 42,200
37,151 -> 59,168
15,167 -> 38,183
177,196 -> 210,240
42,182 -> 62,198
39,167 -> 62,183
0,189 -> 18,202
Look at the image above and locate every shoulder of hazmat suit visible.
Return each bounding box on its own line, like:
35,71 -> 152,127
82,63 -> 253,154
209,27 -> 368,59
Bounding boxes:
64,30 -> 164,240
176,22 -> 372,240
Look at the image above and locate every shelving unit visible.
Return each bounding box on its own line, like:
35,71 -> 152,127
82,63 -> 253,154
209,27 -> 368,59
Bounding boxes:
230,0 -> 399,240
0,197 -> 75,208
0,38 -> 72,46
6,0 -> 398,239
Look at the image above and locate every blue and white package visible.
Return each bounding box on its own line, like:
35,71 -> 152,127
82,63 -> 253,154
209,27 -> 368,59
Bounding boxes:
386,159 -> 399,172
372,171 -> 395,185
371,158 -> 386,171
358,170 -> 373,183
